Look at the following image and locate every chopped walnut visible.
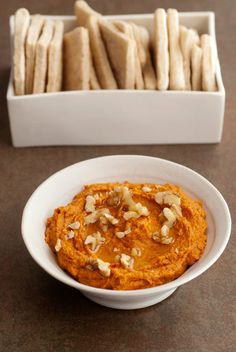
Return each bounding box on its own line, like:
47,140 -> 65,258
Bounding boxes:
94,193 -> 100,201
115,228 -> 131,239
55,239 -> 62,252
85,195 -> 96,213
65,230 -> 74,240
68,221 -> 80,230
84,208 -> 118,226
142,186 -> 152,192
161,224 -> 170,237
155,191 -> 181,207
97,259 -> 111,277
171,204 -> 182,217
84,231 -> 105,253
152,226 -> 174,245
120,253 -> 134,269
153,190 -> 182,244
84,210 -> 100,224
114,186 -> 149,220
161,237 -> 174,244
107,190 -> 121,206
102,212 -> 119,225
123,211 -> 139,220
87,258 -> 111,277
163,207 -> 176,227
152,232 -> 160,242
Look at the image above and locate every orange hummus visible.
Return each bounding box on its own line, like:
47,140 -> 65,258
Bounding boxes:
45,182 -> 207,290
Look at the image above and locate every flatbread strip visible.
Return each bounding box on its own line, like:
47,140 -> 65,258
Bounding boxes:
25,15 -> 44,94
90,55 -> 100,89
75,1 -> 117,89
47,20 -> 64,92
154,9 -> 169,90
13,8 -> 30,95
74,0 -> 100,27
88,16 -> 117,89
167,9 -> 185,90
100,20 -> 135,89
33,19 -> 54,94
180,26 -> 199,90
63,27 -> 90,90
114,21 -> 144,89
191,45 -> 203,91
201,34 -> 217,91
137,25 -> 156,90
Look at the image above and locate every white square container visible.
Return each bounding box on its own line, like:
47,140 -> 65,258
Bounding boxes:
7,12 -> 225,147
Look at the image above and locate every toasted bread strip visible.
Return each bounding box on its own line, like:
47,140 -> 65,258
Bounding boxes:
114,21 -> 144,90
63,27 -> 90,90
167,9 -> 185,90
74,0 -> 100,27
87,16 -> 117,89
180,26 -> 199,90
131,24 -> 146,67
100,20 -> 135,89
89,53 -> 100,89
191,45 -> 203,91
137,25 -> 156,90
25,15 -> 44,94
46,20 -> 64,92
154,9 -> 169,90
201,34 -> 217,91
75,1 -> 117,89
13,8 -> 30,95
33,20 -> 54,94
75,4 -> 101,89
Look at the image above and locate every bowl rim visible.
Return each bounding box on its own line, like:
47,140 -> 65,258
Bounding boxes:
21,155 -> 231,296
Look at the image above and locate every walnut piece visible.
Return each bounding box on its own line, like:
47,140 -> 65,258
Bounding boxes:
55,239 -> 62,252
84,231 -> 105,253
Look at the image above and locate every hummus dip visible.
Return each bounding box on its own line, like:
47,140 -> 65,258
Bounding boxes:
45,182 -> 207,290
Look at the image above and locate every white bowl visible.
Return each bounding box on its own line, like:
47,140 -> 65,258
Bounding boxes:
21,155 -> 231,309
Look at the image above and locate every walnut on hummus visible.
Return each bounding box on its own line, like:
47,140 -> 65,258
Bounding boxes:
45,182 -> 207,290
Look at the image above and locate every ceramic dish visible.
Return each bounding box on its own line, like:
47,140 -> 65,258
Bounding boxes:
21,155 -> 231,309
8,12 -> 225,147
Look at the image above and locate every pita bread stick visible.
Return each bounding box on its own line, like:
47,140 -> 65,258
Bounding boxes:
63,27 -> 90,90
25,15 -> 44,94
74,0 -> 101,27
100,20 -> 135,89
167,9 -> 185,90
180,26 -> 199,90
89,53 -> 101,89
154,9 -> 169,90
114,21 -> 144,90
201,34 -> 217,91
13,8 -> 30,95
33,19 -> 54,94
191,44 -> 203,91
137,25 -> 156,90
87,16 -> 117,89
47,20 -> 64,93
74,1 -> 117,89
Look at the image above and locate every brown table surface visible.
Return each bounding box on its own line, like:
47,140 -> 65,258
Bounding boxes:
0,1 -> 235,351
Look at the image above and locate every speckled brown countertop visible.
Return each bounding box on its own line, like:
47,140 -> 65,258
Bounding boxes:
0,1 -> 235,351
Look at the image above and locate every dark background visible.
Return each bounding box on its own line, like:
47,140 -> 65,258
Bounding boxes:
0,1 -> 235,351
